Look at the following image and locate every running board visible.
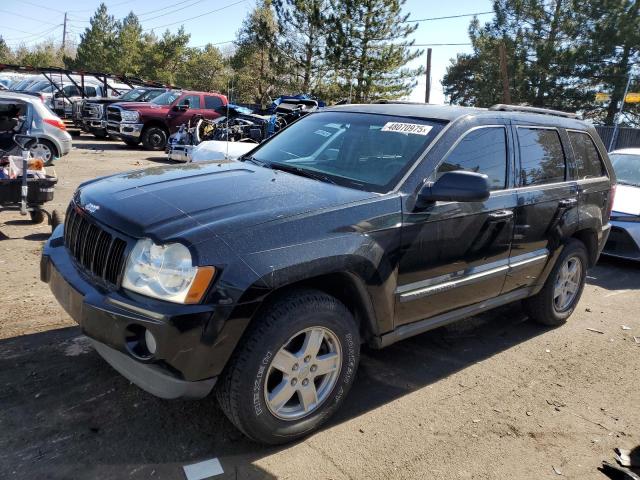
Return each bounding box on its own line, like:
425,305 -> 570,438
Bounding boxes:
373,287 -> 534,349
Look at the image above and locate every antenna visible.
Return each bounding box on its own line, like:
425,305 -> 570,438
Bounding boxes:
226,79 -> 231,159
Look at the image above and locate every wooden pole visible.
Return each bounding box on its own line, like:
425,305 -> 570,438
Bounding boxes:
499,43 -> 511,104
425,48 -> 432,103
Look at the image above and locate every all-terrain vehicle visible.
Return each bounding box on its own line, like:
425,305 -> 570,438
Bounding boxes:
42,103 -> 615,444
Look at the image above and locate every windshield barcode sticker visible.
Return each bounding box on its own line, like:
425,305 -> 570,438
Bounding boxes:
381,122 -> 433,135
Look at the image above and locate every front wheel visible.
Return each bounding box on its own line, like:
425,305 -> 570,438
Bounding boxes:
524,239 -> 588,326
29,139 -> 58,166
216,290 -> 360,444
141,126 -> 167,151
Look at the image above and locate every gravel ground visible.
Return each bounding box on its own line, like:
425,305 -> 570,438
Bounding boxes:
0,137 -> 638,479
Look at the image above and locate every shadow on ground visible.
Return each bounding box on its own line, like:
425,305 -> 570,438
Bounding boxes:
0,261 -> 636,479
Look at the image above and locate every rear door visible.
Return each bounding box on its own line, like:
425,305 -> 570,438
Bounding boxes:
502,125 -> 578,293
396,123 -> 517,325
202,95 -> 225,120
567,129 -> 612,226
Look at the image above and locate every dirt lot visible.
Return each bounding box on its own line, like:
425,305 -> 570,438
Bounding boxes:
1,136 -> 639,479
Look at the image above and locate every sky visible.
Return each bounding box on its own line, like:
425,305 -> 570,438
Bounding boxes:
1,0 -> 494,104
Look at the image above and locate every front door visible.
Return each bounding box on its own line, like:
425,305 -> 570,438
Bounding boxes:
167,94 -> 203,132
396,124 -> 517,326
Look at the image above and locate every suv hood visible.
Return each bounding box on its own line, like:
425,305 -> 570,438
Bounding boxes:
75,161 -> 374,244
612,184 -> 640,216
115,102 -> 168,111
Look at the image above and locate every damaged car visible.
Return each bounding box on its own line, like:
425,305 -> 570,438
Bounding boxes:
42,103 -> 614,444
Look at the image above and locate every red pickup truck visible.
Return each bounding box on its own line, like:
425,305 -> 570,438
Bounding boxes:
106,90 -> 228,150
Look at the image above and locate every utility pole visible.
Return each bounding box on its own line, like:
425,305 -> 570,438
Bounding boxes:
608,70 -> 634,151
424,48 -> 432,103
62,12 -> 67,52
499,43 -> 511,104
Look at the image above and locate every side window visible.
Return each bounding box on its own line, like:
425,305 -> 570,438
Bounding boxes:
179,95 -> 201,109
517,128 -> 566,186
84,86 -> 97,97
204,95 -> 223,110
568,131 -> 606,179
436,126 -> 508,190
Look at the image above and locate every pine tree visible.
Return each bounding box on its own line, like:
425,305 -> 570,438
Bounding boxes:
112,12 -> 144,75
273,0 -> 329,94
73,3 -> 118,71
232,0 -> 284,107
326,0 -> 422,102
177,45 -> 231,92
0,37 -> 12,63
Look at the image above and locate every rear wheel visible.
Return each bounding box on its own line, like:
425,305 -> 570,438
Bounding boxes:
524,239 -> 588,326
216,289 -> 360,444
141,126 -> 167,151
29,210 -> 45,224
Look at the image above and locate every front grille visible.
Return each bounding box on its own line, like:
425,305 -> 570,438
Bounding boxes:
82,103 -> 103,120
106,106 -> 121,122
64,205 -> 128,286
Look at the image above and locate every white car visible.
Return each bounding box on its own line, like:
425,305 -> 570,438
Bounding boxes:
603,148 -> 640,260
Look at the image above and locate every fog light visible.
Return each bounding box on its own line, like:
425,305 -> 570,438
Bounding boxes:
144,329 -> 157,355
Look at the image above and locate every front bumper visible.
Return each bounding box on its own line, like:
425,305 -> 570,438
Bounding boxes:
41,226 -> 227,399
603,218 -> 640,261
107,121 -> 143,139
83,119 -> 107,131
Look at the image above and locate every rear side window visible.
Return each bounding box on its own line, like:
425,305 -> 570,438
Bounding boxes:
204,95 -> 223,109
568,131 -> 606,179
436,126 -> 508,190
517,128 -> 566,186
179,95 -> 201,109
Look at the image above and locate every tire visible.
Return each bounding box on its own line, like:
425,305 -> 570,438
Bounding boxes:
141,126 -> 168,151
29,139 -> 58,166
50,209 -> 62,230
93,130 -> 108,139
29,210 -> 45,224
216,289 -> 360,445
524,239 -> 589,326
123,138 -> 140,147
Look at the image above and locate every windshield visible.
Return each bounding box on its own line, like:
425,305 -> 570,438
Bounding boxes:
247,111 -> 444,192
151,90 -> 181,106
119,88 -> 146,101
610,153 -> 640,187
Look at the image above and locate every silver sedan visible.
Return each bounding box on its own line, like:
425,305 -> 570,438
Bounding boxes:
0,91 -> 72,164
603,148 -> 640,260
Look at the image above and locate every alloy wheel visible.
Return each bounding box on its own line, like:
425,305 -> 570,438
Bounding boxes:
264,326 -> 342,421
553,256 -> 582,312
30,142 -> 53,162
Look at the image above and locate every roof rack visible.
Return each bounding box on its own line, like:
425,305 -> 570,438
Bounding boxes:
489,104 -> 578,119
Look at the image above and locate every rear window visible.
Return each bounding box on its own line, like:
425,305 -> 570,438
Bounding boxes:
568,131 -> 606,179
249,111 -> 445,193
517,127 -> 566,186
204,95 -> 223,109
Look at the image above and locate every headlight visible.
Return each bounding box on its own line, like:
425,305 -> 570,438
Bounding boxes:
120,110 -> 139,122
122,238 -> 215,304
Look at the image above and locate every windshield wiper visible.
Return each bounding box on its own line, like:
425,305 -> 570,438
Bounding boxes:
270,163 -> 336,184
241,155 -> 268,167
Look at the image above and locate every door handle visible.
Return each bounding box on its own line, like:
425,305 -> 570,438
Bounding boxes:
559,198 -> 577,208
489,210 -> 514,220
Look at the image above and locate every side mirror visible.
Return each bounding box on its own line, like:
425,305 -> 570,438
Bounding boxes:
54,92 -> 62,98
417,170 -> 490,207
175,104 -> 189,112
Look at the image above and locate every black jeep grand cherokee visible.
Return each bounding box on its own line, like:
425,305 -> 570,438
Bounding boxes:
42,103 -> 615,444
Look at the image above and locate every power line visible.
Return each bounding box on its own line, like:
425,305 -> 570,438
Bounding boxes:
20,0 -> 65,14
0,9 -> 60,26
67,0 -> 132,13
404,11 -> 494,23
411,43 -> 472,46
5,24 -> 63,46
142,0 -> 210,23
143,0 -> 246,31
136,0 -> 208,18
